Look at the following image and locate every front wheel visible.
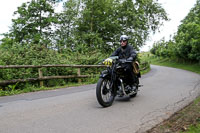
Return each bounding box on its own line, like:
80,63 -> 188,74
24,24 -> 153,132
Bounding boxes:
96,78 -> 115,107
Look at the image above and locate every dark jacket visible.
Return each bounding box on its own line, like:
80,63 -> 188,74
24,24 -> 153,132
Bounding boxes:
111,44 -> 137,60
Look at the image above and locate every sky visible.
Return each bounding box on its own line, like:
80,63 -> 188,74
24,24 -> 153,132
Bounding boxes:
0,0 -> 31,36
0,0 -> 197,51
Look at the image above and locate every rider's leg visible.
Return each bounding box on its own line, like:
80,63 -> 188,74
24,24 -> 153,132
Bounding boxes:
124,63 -> 136,85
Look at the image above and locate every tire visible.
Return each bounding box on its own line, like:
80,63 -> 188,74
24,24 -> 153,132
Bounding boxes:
96,78 -> 115,107
130,77 -> 139,98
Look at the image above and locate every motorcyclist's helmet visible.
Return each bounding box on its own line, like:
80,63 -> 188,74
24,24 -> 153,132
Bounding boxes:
120,35 -> 129,42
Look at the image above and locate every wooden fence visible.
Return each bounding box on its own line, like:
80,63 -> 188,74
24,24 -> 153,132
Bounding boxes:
0,63 -> 148,86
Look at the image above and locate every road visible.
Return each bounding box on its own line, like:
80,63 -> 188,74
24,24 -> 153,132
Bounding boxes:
0,65 -> 200,133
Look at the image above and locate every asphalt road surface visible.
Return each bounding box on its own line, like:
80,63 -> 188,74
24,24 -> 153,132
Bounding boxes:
0,65 -> 200,133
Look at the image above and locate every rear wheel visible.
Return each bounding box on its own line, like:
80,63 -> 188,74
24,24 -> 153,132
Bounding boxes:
96,78 -> 115,107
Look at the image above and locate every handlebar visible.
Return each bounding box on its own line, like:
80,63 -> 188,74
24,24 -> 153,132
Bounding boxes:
101,56 -> 133,65
118,59 -> 133,63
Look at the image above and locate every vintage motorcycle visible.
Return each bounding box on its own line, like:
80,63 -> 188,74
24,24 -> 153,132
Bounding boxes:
96,56 -> 141,107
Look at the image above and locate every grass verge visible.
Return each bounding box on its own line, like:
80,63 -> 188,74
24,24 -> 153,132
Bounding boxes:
0,82 -> 91,96
0,75 -> 100,97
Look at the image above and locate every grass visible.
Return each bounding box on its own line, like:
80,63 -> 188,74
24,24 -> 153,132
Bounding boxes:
0,82 -> 90,96
0,75 -> 100,97
140,52 -> 200,133
139,52 -> 200,74
184,124 -> 200,133
182,97 -> 200,133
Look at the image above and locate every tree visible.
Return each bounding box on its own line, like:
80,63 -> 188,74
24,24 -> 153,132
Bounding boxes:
54,0 -> 80,52
1,0 -> 168,54
118,0 -> 168,50
76,0 -> 168,52
174,0 -> 200,62
76,0 -> 119,52
151,0 -> 200,63
8,0 -> 58,47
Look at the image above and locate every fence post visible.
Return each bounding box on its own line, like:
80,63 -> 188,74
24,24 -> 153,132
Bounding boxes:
77,68 -> 81,83
38,68 -> 44,87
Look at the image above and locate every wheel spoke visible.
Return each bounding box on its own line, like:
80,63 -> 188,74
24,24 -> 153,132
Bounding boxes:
101,79 -> 112,103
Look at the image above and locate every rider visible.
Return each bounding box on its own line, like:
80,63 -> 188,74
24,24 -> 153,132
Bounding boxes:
111,35 -> 137,88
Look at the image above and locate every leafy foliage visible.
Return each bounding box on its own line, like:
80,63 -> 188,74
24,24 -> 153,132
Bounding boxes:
0,43 -> 107,91
77,0 -> 168,52
150,0 -> 200,63
1,0 -> 168,52
7,0 -> 58,47
54,0 -> 79,52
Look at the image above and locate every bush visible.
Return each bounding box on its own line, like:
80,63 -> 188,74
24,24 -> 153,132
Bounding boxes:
0,44 -> 108,90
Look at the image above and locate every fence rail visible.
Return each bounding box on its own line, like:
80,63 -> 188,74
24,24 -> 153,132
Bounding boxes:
0,65 -> 105,69
0,63 -> 148,86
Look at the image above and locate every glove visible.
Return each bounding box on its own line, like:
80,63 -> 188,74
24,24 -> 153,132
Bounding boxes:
103,58 -> 113,66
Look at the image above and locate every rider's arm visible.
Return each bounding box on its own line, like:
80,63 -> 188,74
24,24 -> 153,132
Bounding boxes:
128,47 -> 137,61
110,48 -> 120,57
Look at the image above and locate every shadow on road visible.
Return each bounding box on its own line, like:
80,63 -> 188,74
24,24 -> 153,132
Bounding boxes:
115,96 -> 131,102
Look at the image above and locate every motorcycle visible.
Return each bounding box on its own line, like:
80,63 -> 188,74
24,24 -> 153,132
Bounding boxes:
96,56 -> 141,107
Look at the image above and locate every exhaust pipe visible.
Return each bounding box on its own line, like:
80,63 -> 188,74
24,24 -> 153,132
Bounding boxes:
119,78 -> 136,96
119,79 -> 128,96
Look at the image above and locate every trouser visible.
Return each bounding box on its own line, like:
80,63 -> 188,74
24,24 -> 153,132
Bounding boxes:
122,63 -> 135,85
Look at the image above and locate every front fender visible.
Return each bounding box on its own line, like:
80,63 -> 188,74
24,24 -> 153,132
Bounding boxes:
99,70 -> 110,78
